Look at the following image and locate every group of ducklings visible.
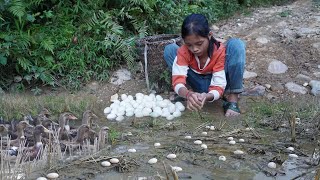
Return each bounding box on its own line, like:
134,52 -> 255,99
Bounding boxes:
0,108 -> 109,161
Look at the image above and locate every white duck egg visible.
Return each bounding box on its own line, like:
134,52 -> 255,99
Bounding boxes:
110,103 -> 119,109
210,126 -> 215,130
111,108 -> 118,115
168,104 -> 176,113
125,107 -> 134,112
121,94 -> 128,100
289,154 -> 298,158
110,158 -> 119,164
227,137 -> 234,141
239,139 -> 245,143
150,112 -> 160,118
36,177 -> 47,180
156,95 -> 163,101
161,111 -> 170,118
176,104 -> 185,112
149,93 -> 156,100
201,132 -> 208,136
128,148 -> 137,153
104,107 -> 111,114
158,101 -> 168,108
113,99 -> 120,104
166,115 -> 174,121
126,111 -> 134,117
233,150 -> 244,155
267,162 -> 276,169
166,154 -> 177,159
128,95 -> 134,101
173,111 -> 181,117
132,103 -> 139,108
107,113 -> 117,120
120,101 -> 127,107
201,144 -> 208,149
116,110 -> 125,116
148,158 -> 157,164
145,101 -> 153,108
171,166 -> 183,172
135,112 -> 143,118
218,156 -> 226,161
194,140 -> 202,145
287,147 -> 294,151
154,143 -> 161,147
116,116 -> 124,122
185,135 -> 192,139
136,93 -> 144,99
142,107 -> 152,116
229,140 -> 236,145
46,173 -> 59,179
101,161 -> 111,167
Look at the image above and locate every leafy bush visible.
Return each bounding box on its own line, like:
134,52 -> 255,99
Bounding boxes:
0,0 -> 293,92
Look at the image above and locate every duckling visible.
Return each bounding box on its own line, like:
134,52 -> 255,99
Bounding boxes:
58,112 -> 78,140
81,110 -> 98,129
98,126 -> 109,150
22,125 -> 50,161
9,121 -> 33,147
0,124 -> 8,137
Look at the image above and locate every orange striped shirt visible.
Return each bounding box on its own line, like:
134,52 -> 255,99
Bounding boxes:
172,42 -> 227,101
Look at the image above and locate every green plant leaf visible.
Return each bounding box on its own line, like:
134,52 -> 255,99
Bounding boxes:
0,54 -> 7,65
26,14 -> 35,22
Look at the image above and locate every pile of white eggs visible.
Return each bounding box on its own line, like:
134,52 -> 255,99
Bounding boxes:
104,93 -> 186,121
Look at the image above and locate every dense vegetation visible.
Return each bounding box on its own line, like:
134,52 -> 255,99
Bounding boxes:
0,0 -> 294,93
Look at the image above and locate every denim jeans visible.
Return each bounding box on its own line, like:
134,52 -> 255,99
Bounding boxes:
163,38 -> 246,94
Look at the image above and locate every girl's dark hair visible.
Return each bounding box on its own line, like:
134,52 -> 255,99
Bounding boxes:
181,14 -> 220,58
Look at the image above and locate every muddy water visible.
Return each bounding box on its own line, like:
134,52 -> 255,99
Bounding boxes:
28,100 -> 316,180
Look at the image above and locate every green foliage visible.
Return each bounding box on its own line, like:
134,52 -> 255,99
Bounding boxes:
0,0 -> 292,92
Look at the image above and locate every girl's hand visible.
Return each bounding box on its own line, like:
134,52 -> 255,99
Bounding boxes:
186,92 -> 206,111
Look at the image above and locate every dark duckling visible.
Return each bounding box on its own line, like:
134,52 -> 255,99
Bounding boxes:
81,110 -> 98,129
58,112 -> 78,141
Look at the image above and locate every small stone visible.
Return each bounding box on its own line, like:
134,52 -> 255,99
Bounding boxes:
289,154 -> 298,158
309,80 -> 320,96
227,137 -> 234,141
268,60 -> 288,74
46,173 -> 59,179
243,70 -> 258,79
171,166 -> 183,172
265,84 -> 271,89
110,158 -> 119,164
234,150 -> 244,155
285,82 -> 308,94
287,147 -> 294,151
194,140 -> 202,145
256,37 -> 269,44
101,161 -> 111,167
295,74 -> 312,82
36,177 -> 48,180
239,139 -> 245,143
128,148 -> 137,153
167,154 -> 177,159
270,83 -> 285,92
148,158 -> 157,164
268,162 -> 277,169
201,144 -> 208,149
219,156 -> 226,161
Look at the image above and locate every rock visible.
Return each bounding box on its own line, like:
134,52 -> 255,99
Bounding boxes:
297,27 -> 319,36
266,93 -> 277,100
211,25 -> 219,31
268,60 -> 288,74
285,82 -> 308,94
270,83 -> 285,92
312,42 -> 320,49
281,28 -> 297,39
295,74 -> 312,82
110,68 -> 132,85
243,70 -> 258,79
314,72 -> 320,78
256,37 -> 269,44
242,85 -> 265,96
309,80 -> 320,96
265,84 -> 271,89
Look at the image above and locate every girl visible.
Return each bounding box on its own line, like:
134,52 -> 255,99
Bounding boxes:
163,14 -> 246,117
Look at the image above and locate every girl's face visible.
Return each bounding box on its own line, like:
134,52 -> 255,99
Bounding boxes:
184,34 -> 210,58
